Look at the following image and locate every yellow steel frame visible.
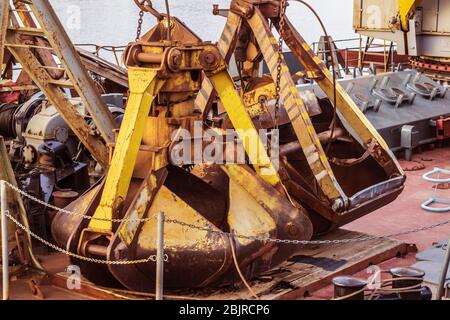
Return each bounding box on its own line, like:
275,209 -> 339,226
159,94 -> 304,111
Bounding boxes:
248,10 -> 344,201
278,17 -> 402,176
89,0 -> 405,236
208,69 -> 281,186
0,0 -> 8,75
89,49 -> 281,235
196,5 -> 404,206
196,10 -> 345,202
88,68 -> 162,232
399,0 -> 421,31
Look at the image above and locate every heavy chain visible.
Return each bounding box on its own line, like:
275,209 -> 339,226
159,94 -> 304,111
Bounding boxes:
164,218 -> 378,245
135,9 -> 145,42
274,0 -> 288,130
165,216 -> 450,246
5,211 -> 167,265
3,180 -> 450,246
1,181 -> 153,223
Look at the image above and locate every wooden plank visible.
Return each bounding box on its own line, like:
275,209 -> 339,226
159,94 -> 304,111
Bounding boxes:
273,239 -> 408,300
175,229 -> 408,300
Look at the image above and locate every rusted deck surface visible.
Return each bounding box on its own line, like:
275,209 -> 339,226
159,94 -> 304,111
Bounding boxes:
347,146 -> 450,251
176,229 -> 408,300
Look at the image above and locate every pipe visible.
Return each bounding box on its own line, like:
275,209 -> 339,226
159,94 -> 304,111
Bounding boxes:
85,244 -> 108,258
1,181 -> 9,300
280,128 -> 346,156
135,52 -> 163,64
436,236 -> 450,300
155,211 -> 165,301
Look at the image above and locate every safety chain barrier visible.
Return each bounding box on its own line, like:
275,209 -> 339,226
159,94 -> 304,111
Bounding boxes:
2,181 -> 153,223
165,217 -> 450,245
3,180 -> 450,246
5,211 -> 167,265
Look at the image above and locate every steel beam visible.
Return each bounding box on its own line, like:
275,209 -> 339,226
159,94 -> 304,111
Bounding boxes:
1,180 -> 9,300
155,211 -> 165,301
30,0 -> 118,144
0,137 -> 42,270
248,8 -> 345,202
5,35 -> 110,168
0,0 -> 9,74
278,17 -> 403,178
11,0 -> 64,79
399,0 -> 421,31
88,68 -> 161,232
207,68 -> 281,187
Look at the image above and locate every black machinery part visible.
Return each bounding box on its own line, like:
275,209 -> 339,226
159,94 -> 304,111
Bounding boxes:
0,103 -> 18,138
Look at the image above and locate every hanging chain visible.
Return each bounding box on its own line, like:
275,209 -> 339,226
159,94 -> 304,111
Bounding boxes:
3,180 -> 450,246
2,181 -> 153,223
274,0 -> 288,130
5,211 -> 167,265
135,10 -> 145,42
165,215 -> 450,246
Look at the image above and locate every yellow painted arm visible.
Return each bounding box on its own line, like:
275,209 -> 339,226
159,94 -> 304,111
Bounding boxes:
88,68 -> 161,232
207,70 -> 282,187
399,0 -> 421,31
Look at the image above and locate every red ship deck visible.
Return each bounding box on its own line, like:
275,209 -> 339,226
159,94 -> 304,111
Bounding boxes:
310,146 -> 450,300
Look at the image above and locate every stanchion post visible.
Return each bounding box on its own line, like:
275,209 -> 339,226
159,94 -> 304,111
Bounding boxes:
156,211 -> 165,301
1,180 -> 9,300
436,237 -> 450,300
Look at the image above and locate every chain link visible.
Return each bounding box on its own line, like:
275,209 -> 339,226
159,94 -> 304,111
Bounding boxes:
274,0 -> 288,130
165,216 -> 450,245
3,180 -> 450,246
2,181 -> 153,223
165,218 -> 377,245
135,10 -> 145,42
5,210 -> 167,265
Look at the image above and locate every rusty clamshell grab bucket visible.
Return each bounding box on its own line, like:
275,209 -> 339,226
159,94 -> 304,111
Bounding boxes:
52,164 -> 313,290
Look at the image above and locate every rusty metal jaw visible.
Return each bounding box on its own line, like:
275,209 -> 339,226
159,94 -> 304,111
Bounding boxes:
102,164 -> 313,291
275,17 -> 404,177
195,2 -> 405,231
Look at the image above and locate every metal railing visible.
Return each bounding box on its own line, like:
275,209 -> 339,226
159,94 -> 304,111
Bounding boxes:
75,44 -> 127,67
5,43 -> 127,82
311,36 -> 401,75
